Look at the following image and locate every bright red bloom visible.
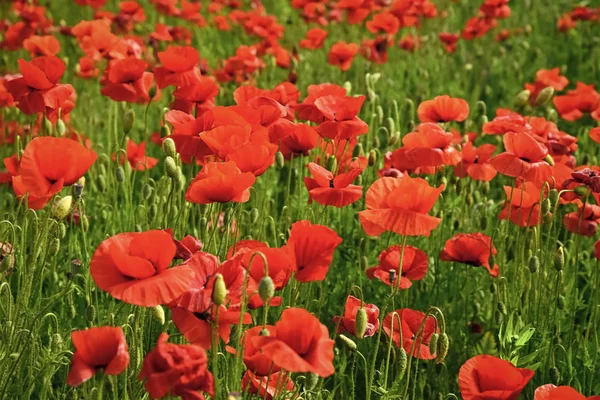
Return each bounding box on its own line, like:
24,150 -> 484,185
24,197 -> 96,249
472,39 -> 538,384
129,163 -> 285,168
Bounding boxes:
367,12 -> 400,35
398,34 -> 420,52
242,371 -> 296,400
366,245 -> 428,288
489,132 -> 552,185
328,41 -> 358,71
138,333 -> 214,400
185,161 -> 256,204
115,139 -> 158,170
279,123 -> 320,159
313,94 -> 369,140
284,220 -> 342,282
462,16 -> 497,40
483,109 -> 531,135
458,355 -> 534,400
524,68 -> 569,104
67,327 -> 129,387
439,32 -> 459,53
534,384 -> 600,400
591,127 -> 600,144
480,0 -> 510,19
360,36 -> 391,64
440,232 -> 499,277
77,57 -> 99,79
296,83 -> 347,123
563,204 -> 600,237
304,162 -> 363,207
90,230 -> 196,306
455,142 -> 497,181
359,176 -> 444,236
417,95 -> 469,123
595,238 -> 600,260
300,28 -> 328,49
150,23 -> 173,42
153,46 -> 201,89
23,35 -> 60,56
333,295 -> 380,337
553,82 -> 600,121
101,58 -> 156,103
499,182 -> 546,227
383,308 -> 439,359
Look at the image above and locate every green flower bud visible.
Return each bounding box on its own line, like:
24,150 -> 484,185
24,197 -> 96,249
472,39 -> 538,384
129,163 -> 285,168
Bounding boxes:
404,98 -> 415,120
476,101 -> 487,117
388,132 -> 400,146
386,117 -> 395,135
353,143 -> 365,157
162,138 -> 177,158
43,116 -> 53,134
478,115 -> 488,126
115,166 -> 125,183
59,222 -> 67,238
435,333 -> 449,364
546,108 -> 558,123
142,184 -> 154,201
514,90 -> 531,108
56,118 -> 66,136
259,328 -> 270,336
275,151 -> 285,168
497,301 -> 507,315
151,305 -> 165,325
376,105 -> 384,124
407,120 -> 416,132
554,247 -> 564,271
534,87 -> 554,107
528,255 -> 539,273
557,295 -> 565,310
550,366 -> 560,385
429,333 -> 439,355
86,304 -> 96,322
368,150 -> 377,166
52,196 -> 73,220
398,348 -> 408,377
360,256 -> 368,270
148,203 -> 158,220
212,273 -> 227,306
355,307 -> 368,339
164,156 -> 178,180
258,276 -> 275,304
372,136 -> 381,149
123,109 -> 135,134
338,334 -> 357,352
326,155 -> 337,172
48,238 -> 60,257
160,124 -> 171,137
1,253 -> 15,275
307,372 -> 319,390
549,188 -> 559,206
343,81 -> 352,95
250,208 -> 259,223
148,85 -> 157,99
542,198 -> 551,215
574,185 -> 590,197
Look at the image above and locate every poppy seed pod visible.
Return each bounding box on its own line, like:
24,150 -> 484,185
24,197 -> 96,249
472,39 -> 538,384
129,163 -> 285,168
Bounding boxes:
534,86 -> 554,107
275,151 -> 285,169
164,156 -> 178,180
554,247 -> 564,271
115,166 -> 125,183
52,196 -> 73,220
85,304 -> 96,322
355,307 -> 368,339
123,109 -> 135,134
513,90 -> 530,108
258,276 -> 275,304
151,305 -> 165,325
162,138 -> 177,158
212,273 -> 227,306
528,255 -> 539,273
56,118 -> 66,136
338,334 -> 357,351
435,333 -> 449,364
429,333 -> 439,355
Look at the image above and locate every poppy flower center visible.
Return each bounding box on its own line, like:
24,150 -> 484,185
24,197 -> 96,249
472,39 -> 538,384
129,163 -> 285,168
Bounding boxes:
519,156 -> 531,162
193,310 -> 211,321
329,179 -> 335,188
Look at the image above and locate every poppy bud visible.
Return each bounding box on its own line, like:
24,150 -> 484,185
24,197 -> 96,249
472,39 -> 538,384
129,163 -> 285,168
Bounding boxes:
543,212 -> 553,225
51,333 -> 63,352
356,174 -> 363,185
386,118 -> 396,135
574,185 -> 590,198
275,151 -> 285,168
58,222 -> 67,239
43,116 -> 53,134
541,198 -> 551,215
550,366 -> 560,385
1,253 -> 14,275
466,194 -> 474,206
372,136 -> 381,148
307,372 -> 319,390
388,132 -> 399,146
528,255 -> 539,273
9,353 -> 19,361
547,109 -> 558,123
148,204 -> 158,220
85,304 -> 96,322
212,273 -> 227,306
135,224 -> 142,232
534,87 -> 554,107
353,143 -> 364,157
557,295 -> 565,310
148,85 -> 157,99
548,188 -> 559,205
162,138 -> 177,158
326,155 -> 337,172
343,81 -> 352,95
199,216 -> 208,231
407,120 -> 416,132
360,256 -> 368,270
513,90 -> 530,108
554,247 -> 564,271
338,334 -> 357,352
355,307 -> 368,339
376,105 -> 384,124
56,118 -> 66,136
164,156 -> 178,180
48,238 -> 60,257
435,333 -> 449,364
123,109 -> 135,134
52,196 -> 73,220
488,255 -> 496,270
368,150 -> 377,166
115,166 -> 125,183
429,333 -> 439,355
258,276 -> 275,304
543,154 -> 555,166
81,215 -> 89,232
142,184 -> 154,201
478,115 -> 488,126
367,89 -> 377,102
476,101 -> 487,117
398,347 -> 408,376
250,208 -> 259,223
497,301 -> 507,315
160,124 -> 171,137
151,305 -> 165,325
481,217 -> 488,230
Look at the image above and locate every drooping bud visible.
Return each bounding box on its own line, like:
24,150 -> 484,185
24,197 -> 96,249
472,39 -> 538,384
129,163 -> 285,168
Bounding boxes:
574,185 -> 590,198
429,333 -> 439,355
404,98 -> 415,120
160,124 -> 170,137
275,151 -> 285,168
497,301 -> 508,315
148,85 -> 157,99
398,348 -> 408,376
547,109 -> 558,123
528,255 -> 539,273
435,333 -> 449,364
52,196 -> 73,220
164,156 -> 178,180
490,282 -> 497,294
376,105 -> 384,124
476,101 -> 487,117
307,372 -> 319,391
162,138 -> 177,158
549,188 -> 559,206
541,198 -> 551,215
338,334 -> 357,352
142,184 -> 153,201
115,166 -> 125,183
513,90 -> 531,108
343,81 -> 352,95
534,87 -> 554,107
250,208 -> 259,223
151,305 -> 165,325
557,295 -> 565,310
123,109 -> 135,134
258,276 -> 274,304
388,132 -> 399,146
550,366 -> 560,385
554,247 -> 564,271
212,273 -> 227,306
355,307 -> 368,339
48,238 -> 60,257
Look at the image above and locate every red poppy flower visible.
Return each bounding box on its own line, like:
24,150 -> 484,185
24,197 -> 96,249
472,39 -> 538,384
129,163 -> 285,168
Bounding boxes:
67,326 -> 129,387
534,384 -> 600,400
6,56 -> 74,115
114,139 -> 158,170
90,230 -> 196,306
242,371 -> 296,400
383,308 -> 439,359
244,307 -> 335,377
590,127 -> 600,144
359,176 -> 444,236
440,232 -> 499,277
279,123 -> 320,159
150,23 -> 173,42
499,182 -> 546,227
360,36 -> 391,64
13,137 -> 96,208
398,34 -> 420,52
300,27 -> 328,49
101,58 -> 156,103
367,12 -> 400,35
480,0 -> 511,19
311,94 -> 368,140
390,123 -> 462,170
337,0 -> 371,24
455,142 -> 497,181
296,83 -> 347,123
153,46 -> 202,89
458,355 -> 534,400
283,220 -> 342,282
366,245 -> 428,288
304,162 -> 363,207
77,56 -> 99,79
172,76 -> 219,115
524,68 -> 569,104
553,82 -> 600,121
483,109 -> 531,135
489,132 -> 552,185
439,32 -> 459,53
328,41 -> 358,71
185,161 -> 256,204
138,333 -> 214,400
333,295 -> 380,337
23,35 -> 60,56
462,16 -> 497,40
563,204 -> 600,236
417,95 -> 469,123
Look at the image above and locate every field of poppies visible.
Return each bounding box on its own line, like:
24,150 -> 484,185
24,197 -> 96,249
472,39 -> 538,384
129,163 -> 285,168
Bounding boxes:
1,0 -> 600,399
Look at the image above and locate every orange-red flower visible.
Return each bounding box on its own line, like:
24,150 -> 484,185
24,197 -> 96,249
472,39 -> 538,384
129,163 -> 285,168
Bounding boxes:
489,132 -> 551,185
591,127 -> 600,144
483,109 -> 531,135
553,82 -> 600,121
439,32 -> 459,53
185,161 -> 256,204
417,95 -> 469,123
455,142 -> 497,181
366,12 -> 400,35
138,333 -> 214,400
359,176 -> 444,236
296,83 -> 347,123
563,204 -> 600,237
23,35 -> 60,56
90,230 -> 196,306
279,123 -> 320,159
440,232 -> 499,277
534,384 -> 600,400
67,327 -> 129,387
304,162 -> 363,207
283,220 -> 342,282
313,94 -> 369,140
367,244 -> 428,288
328,41 -> 358,71
101,58 -> 156,103
524,68 -> 569,104
153,45 -> 202,89
333,295 -> 380,337
114,139 -> 158,170
300,27 -> 328,49
383,308 -> 439,359
459,355 -> 534,400
242,371 -> 296,400
499,182 -> 546,227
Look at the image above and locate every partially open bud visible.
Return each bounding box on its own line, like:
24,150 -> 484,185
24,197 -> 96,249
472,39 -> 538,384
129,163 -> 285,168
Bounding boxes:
554,247 -> 564,271
162,138 -> 177,158
52,196 -> 73,220
338,334 -> 357,352
275,151 -> 285,169
212,273 -> 227,306
435,333 -> 449,364
164,156 -> 178,180
258,276 -> 274,304
514,90 -> 530,108
123,109 -> 135,134
151,305 -> 165,325
534,86 -> 554,107
355,307 -> 367,339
